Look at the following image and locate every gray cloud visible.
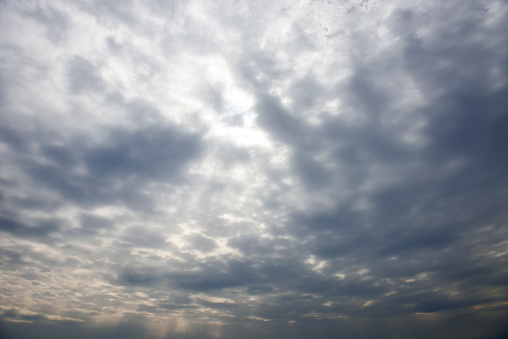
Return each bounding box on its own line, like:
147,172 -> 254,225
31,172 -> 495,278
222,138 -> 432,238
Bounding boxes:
1,0 -> 508,338
68,57 -> 105,93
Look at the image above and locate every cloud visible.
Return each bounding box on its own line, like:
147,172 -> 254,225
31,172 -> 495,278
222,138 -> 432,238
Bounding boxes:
1,0 -> 508,338
68,57 -> 105,93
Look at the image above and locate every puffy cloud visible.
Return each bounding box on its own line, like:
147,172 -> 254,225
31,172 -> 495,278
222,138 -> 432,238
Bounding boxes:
1,0 -> 508,338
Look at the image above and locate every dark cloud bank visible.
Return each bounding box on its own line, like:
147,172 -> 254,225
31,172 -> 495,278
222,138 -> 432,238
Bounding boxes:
1,1 -> 508,338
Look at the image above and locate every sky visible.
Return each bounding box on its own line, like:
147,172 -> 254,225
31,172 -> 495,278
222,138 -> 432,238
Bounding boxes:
1,0 -> 508,338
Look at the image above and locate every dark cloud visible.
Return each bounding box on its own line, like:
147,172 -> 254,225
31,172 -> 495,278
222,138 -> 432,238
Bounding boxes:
85,126 -> 201,181
24,5 -> 69,43
121,226 -> 167,248
1,0 -> 508,338
119,269 -> 161,287
184,234 -> 217,252
0,311 -> 147,339
0,216 -> 61,239
0,121 -> 202,209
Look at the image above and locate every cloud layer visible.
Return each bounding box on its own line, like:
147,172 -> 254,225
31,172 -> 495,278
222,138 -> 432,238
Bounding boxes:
1,1 -> 508,338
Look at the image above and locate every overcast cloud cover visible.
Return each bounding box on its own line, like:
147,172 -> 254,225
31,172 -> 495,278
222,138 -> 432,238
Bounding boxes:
1,0 -> 508,338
